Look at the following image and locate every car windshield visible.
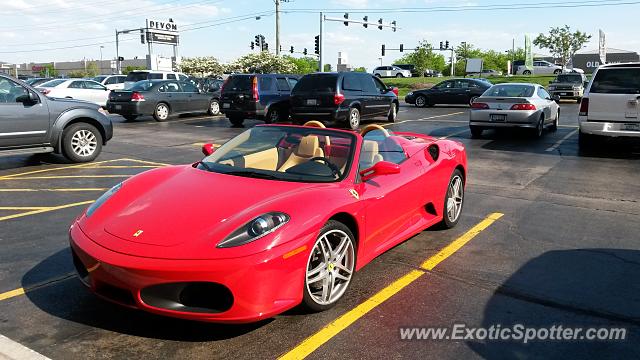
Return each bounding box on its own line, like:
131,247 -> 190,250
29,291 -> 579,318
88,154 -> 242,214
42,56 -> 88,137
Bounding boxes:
199,126 -> 356,183
483,84 -> 535,97
293,74 -> 337,93
129,80 -> 155,91
555,75 -> 582,83
38,79 -> 66,88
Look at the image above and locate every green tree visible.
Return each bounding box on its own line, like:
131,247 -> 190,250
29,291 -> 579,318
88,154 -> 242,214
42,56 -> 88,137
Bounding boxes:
122,66 -> 146,75
394,40 -> 446,74
534,25 -> 591,67
85,62 -> 100,77
284,56 -> 319,74
38,64 -> 58,77
227,52 -> 297,74
352,67 -> 367,72
323,64 -> 332,72
178,56 -> 224,77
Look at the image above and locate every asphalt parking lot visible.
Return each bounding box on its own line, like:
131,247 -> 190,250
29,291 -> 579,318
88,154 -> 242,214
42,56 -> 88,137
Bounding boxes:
1,102 -> 639,359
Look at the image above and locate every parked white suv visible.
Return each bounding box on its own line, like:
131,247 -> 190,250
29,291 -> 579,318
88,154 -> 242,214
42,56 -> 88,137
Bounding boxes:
123,70 -> 188,89
373,66 -> 412,78
517,60 -> 563,75
93,75 -> 126,90
579,63 -> 640,147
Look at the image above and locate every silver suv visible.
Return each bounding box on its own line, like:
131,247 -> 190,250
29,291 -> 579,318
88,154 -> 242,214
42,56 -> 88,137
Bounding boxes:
579,63 -> 640,147
373,66 -> 412,78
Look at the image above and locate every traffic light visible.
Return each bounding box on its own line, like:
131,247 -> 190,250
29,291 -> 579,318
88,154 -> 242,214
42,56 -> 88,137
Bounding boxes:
290,46 -> 294,54
343,13 -> 349,26
399,44 -> 403,52
314,35 -> 319,54
391,21 -> 397,32
440,41 -> 443,50
264,43 -> 268,51
250,42 -> 255,50
117,56 -> 124,61
378,18 -> 383,30
381,44 -> 385,56
363,16 -> 368,28
255,35 -> 260,46
140,29 -> 145,44
303,48 -> 308,56
445,41 -> 449,49
279,45 -> 282,52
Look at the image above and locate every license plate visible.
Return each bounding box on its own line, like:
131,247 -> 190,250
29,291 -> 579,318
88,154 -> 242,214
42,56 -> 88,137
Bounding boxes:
622,123 -> 640,131
560,93 -> 567,96
490,114 -> 506,122
222,103 -> 230,109
114,105 -> 122,110
306,99 -> 318,106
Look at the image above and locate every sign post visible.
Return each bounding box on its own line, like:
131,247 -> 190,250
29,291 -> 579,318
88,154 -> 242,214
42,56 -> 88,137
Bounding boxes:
145,19 -> 180,71
599,29 -> 607,65
524,34 -> 533,74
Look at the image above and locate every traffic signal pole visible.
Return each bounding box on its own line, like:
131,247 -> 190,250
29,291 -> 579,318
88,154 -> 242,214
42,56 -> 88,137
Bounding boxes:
319,12 -> 324,72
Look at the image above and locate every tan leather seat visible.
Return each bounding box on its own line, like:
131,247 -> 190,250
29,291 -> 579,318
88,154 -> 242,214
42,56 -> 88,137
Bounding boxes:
279,135 -> 325,171
359,140 -> 383,170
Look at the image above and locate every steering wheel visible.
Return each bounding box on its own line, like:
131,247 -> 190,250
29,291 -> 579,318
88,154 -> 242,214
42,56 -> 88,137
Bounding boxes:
360,124 -> 390,137
309,156 -> 341,177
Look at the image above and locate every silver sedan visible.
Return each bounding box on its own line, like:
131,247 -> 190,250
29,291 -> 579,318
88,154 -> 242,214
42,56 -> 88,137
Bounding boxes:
469,83 -> 560,137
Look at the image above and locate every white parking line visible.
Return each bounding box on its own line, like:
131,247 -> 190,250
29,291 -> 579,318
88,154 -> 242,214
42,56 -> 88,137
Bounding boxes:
546,129 -> 578,152
0,334 -> 50,360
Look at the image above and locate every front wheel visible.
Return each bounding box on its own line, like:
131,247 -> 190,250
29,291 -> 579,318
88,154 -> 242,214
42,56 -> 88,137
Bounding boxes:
61,123 -> 103,163
554,69 -> 562,75
415,95 -> 427,108
153,103 -> 170,122
395,73 -> 403,78
265,107 -> 279,124
348,107 -> 360,130
387,102 -> 397,123
302,220 -> 356,312
440,169 -> 465,229
523,70 -> 532,75
208,99 -> 220,115
123,115 -> 137,121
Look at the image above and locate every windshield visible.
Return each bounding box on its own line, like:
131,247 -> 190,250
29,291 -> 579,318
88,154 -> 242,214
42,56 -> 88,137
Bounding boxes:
483,84 -> 535,98
555,75 -> 582,83
38,79 -> 66,88
199,126 -> 356,183
129,80 -> 155,91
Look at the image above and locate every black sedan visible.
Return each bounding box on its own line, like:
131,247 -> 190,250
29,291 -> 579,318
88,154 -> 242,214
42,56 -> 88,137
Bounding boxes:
106,80 -> 219,121
405,78 -> 491,107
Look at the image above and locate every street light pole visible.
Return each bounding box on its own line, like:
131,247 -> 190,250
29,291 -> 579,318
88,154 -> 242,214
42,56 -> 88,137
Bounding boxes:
115,29 -> 120,74
319,12 -> 324,72
275,0 -> 280,55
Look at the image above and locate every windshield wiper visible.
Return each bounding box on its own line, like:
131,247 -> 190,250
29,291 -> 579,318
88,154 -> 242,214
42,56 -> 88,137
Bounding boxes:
224,170 -> 280,180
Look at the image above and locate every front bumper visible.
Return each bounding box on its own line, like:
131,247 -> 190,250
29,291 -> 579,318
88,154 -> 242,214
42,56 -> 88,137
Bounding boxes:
579,120 -> 640,138
469,110 -> 540,128
404,94 -> 416,104
69,223 -> 312,323
549,90 -> 582,99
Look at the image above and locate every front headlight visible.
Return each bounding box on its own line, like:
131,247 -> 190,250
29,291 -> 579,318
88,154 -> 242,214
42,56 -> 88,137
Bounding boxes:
217,212 -> 290,248
548,86 -> 556,90
573,85 -> 581,90
86,182 -> 122,217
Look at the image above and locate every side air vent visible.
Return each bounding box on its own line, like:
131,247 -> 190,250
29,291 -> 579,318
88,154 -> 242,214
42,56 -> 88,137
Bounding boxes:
427,144 -> 439,161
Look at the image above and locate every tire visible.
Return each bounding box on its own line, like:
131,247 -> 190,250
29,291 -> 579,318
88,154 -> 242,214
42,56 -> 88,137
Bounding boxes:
469,96 -> 478,106
348,107 -> 360,130
395,73 -> 403,78
470,126 -> 483,138
229,117 -> 244,127
207,99 -> 220,116
531,115 -> 544,138
302,220 -> 356,312
578,130 -> 595,150
387,102 -> 397,123
61,123 -> 103,163
123,115 -> 137,121
554,69 -> 562,75
550,111 -> 559,132
415,95 -> 427,108
265,107 -> 279,124
523,70 -> 532,75
153,102 -> 170,122
375,73 -> 382,78
576,97 -> 582,104
439,169 -> 465,229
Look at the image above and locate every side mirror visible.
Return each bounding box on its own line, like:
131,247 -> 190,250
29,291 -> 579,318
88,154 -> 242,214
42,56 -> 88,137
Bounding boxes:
359,161 -> 400,182
16,92 -> 38,104
202,143 -> 216,156
553,95 -> 561,103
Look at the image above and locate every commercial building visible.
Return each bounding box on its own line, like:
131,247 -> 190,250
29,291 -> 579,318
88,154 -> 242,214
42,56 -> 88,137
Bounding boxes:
572,48 -> 640,73
0,58 -> 148,77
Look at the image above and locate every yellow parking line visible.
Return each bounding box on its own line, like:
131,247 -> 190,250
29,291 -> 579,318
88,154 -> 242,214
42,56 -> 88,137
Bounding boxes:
192,143 -> 221,148
0,200 -> 94,222
279,212 -> 504,360
1,175 -> 132,180
116,158 -> 170,167
0,188 -> 107,192
0,158 -> 125,180
0,206 -> 51,210
0,272 -> 76,302
0,288 -> 25,301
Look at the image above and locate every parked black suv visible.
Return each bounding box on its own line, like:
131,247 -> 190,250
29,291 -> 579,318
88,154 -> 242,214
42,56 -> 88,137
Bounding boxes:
0,74 -> 112,162
220,74 -> 299,126
290,72 -> 399,130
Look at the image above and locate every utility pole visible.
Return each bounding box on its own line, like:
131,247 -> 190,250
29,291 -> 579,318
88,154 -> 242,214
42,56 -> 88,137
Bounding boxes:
275,0 -> 280,55
115,29 -> 120,74
319,12 -> 324,72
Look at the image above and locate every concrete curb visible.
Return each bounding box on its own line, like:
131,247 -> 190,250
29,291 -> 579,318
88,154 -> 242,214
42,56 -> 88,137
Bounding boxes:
0,335 -> 50,360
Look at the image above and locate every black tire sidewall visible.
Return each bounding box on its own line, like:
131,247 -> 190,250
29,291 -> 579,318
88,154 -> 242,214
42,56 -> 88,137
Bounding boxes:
415,95 -> 427,108
61,123 -> 102,163
302,220 -> 356,312
387,102 -> 397,122
440,169 -> 464,229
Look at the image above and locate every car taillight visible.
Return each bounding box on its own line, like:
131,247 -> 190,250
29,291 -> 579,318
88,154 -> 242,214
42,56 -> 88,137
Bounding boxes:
471,102 -> 489,109
510,103 -> 536,110
334,93 -> 345,105
579,98 -> 589,116
252,76 -> 259,101
392,87 -> 399,96
220,78 -> 229,93
131,92 -> 145,102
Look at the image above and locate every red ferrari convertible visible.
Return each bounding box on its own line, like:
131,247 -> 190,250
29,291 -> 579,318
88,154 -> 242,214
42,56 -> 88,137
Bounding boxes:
70,122 -> 467,323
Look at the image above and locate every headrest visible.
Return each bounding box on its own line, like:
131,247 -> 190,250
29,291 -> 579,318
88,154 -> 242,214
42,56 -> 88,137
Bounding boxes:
296,135 -> 320,157
360,140 -> 379,163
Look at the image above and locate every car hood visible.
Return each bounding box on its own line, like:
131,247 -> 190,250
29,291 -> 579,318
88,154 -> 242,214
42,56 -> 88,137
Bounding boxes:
79,165 -> 342,260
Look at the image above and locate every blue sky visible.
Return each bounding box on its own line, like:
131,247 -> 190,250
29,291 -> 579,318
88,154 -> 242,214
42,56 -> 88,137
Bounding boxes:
1,0 -> 639,71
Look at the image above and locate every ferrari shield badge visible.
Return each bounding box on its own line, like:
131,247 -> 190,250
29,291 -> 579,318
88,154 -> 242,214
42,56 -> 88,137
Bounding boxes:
349,189 -> 360,200
133,230 -> 144,237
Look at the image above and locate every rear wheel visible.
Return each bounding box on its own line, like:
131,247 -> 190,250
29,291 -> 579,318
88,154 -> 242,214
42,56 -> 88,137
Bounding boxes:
207,99 -> 220,116
440,169 -> 464,229
469,96 -> 478,106
523,70 -> 532,75
533,115 -> 544,138
265,107 -> 279,124
375,73 -> 382,78
153,103 -> 170,122
578,130 -> 596,150
415,95 -> 427,108
550,111 -> 559,132
302,220 -> 356,312
395,73 -> 403,78
229,116 -> 244,127
61,123 -> 102,163
470,126 -> 483,138
348,107 -> 360,130
387,102 -> 397,122
554,69 -> 562,75
123,115 -> 137,121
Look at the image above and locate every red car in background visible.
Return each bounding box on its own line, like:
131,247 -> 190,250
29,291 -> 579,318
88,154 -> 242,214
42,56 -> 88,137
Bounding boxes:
69,121 -> 467,323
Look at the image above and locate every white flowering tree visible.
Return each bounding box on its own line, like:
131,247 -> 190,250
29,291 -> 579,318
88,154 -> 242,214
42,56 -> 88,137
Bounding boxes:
178,56 -> 224,77
227,52 -> 297,74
